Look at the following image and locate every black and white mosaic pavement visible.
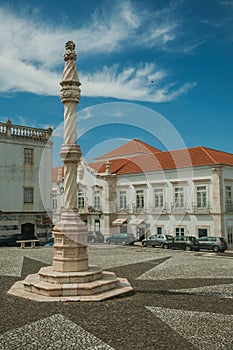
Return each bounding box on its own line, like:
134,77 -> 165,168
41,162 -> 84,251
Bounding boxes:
0,245 -> 233,350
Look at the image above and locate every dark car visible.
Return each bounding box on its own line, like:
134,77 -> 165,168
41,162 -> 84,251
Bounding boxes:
163,236 -> 200,251
106,233 -> 136,245
198,236 -> 228,252
0,234 -> 21,247
142,234 -> 173,247
88,231 -> 104,243
44,237 -> 54,247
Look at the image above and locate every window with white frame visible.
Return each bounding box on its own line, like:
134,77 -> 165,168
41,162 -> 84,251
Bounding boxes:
174,187 -> 184,207
197,186 -> 207,208
154,188 -> 164,208
175,227 -> 185,237
198,228 -> 208,238
24,187 -> 33,203
156,226 -> 163,235
94,190 -> 101,210
119,190 -> 127,209
78,191 -> 85,209
136,189 -> 144,209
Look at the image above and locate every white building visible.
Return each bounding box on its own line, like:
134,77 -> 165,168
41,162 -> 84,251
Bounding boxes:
0,118 -> 53,241
52,139 -> 233,248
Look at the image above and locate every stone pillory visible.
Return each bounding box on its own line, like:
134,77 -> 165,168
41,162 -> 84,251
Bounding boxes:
8,41 -> 133,302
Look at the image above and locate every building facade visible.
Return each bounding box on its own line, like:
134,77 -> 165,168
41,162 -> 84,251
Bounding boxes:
52,139 -> 233,248
0,118 -> 53,241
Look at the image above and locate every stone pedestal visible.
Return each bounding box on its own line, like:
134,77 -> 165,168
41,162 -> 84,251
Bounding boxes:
8,207 -> 133,301
53,209 -> 88,272
8,266 -> 133,302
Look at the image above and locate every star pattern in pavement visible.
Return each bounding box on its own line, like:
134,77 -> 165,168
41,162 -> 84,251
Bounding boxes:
0,250 -> 233,350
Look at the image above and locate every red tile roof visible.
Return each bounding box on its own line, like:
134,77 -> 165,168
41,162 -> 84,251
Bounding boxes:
52,166 -> 64,182
53,141 -> 233,177
89,145 -> 233,175
94,139 -> 161,160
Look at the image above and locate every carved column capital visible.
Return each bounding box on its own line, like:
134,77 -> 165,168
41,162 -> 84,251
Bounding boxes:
59,144 -> 82,163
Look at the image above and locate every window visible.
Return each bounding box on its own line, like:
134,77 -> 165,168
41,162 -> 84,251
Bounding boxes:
24,148 -> 33,164
94,219 -> 100,231
228,227 -> 233,245
24,187 -> 33,203
175,227 -> 185,237
226,185 -> 233,212
174,187 -> 184,207
198,228 -> 208,238
157,226 -> 163,235
52,198 -> 57,210
136,190 -> 144,209
197,186 -> 207,208
78,191 -> 85,209
154,189 -> 164,208
94,190 -> 101,210
119,190 -> 127,209
226,185 -> 232,202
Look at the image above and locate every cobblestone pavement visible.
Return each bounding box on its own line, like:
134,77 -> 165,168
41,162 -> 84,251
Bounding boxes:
0,245 -> 233,350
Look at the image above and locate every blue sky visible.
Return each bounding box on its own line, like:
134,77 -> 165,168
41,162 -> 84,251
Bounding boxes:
0,0 -> 232,165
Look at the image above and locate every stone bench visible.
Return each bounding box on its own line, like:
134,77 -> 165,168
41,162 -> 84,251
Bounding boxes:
16,240 -> 39,249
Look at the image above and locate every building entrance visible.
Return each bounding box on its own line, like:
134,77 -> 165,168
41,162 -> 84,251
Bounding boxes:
21,223 -> 35,239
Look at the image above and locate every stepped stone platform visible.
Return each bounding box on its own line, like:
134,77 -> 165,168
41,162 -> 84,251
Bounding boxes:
8,265 -> 133,302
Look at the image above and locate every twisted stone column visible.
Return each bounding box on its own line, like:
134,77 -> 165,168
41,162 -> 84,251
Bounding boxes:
53,41 -> 88,272
60,41 -> 81,209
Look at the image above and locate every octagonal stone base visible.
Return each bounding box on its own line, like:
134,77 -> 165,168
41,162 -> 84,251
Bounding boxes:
7,265 -> 133,302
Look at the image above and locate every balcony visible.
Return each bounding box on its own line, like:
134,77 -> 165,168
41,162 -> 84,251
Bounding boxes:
116,204 -> 147,214
150,203 -> 169,214
131,204 -> 146,213
116,205 -> 130,213
170,203 -> 188,214
116,203 -> 169,214
78,206 -> 102,214
77,206 -> 89,214
192,201 -> 211,214
226,201 -> 233,213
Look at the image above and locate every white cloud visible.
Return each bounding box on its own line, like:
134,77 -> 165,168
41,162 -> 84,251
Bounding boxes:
221,0 -> 233,5
0,2 -> 195,102
119,2 -> 140,28
0,55 -> 60,95
79,108 -> 94,120
80,64 -> 196,103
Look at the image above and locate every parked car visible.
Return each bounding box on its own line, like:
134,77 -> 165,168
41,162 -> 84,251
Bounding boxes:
142,234 -> 173,247
44,237 -> 54,247
88,231 -> 104,243
0,234 -> 21,247
198,236 -> 228,252
106,233 -> 136,245
163,236 -> 200,251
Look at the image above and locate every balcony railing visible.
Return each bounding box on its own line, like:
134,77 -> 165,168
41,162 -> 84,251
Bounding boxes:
170,202 -> 188,213
77,206 -> 102,214
88,205 -> 102,213
225,201 -> 233,213
192,201 -> 211,213
116,204 -> 147,213
0,120 -> 52,142
150,203 -> 169,214
116,203 -> 169,214
116,205 -> 130,213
